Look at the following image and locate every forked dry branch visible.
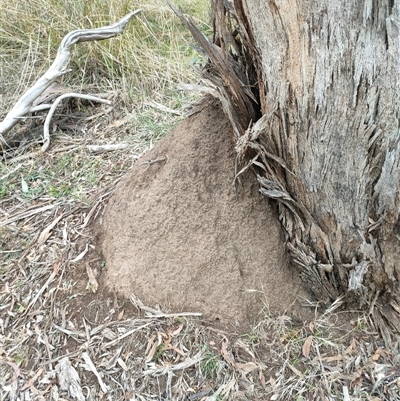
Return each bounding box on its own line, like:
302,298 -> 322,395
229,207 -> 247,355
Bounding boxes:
0,10 -> 141,152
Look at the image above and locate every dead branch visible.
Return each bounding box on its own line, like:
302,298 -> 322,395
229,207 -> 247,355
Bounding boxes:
0,10 -> 141,147
87,143 -> 128,153
41,92 -> 111,152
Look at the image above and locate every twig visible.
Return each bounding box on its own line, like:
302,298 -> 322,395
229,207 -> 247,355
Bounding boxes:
41,93 -> 112,151
4,145 -> 82,163
40,350 -> 81,366
87,143 -> 128,153
141,156 -> 167,171
130,293 -> 202,317
104,322 -> 153,348
52,324 -> 87,339
145,100 -> 182,116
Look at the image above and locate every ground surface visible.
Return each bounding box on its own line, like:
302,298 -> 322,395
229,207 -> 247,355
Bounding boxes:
100,100 -> 309,330
1,94 -> 399,401
1,7 -> 399,397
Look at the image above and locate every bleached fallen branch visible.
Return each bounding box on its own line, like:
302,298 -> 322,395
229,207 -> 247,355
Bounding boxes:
42,92 -> 112,151
0,9 -> 141,148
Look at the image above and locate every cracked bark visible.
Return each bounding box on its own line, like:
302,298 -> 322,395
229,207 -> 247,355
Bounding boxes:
175,0 -> 400,343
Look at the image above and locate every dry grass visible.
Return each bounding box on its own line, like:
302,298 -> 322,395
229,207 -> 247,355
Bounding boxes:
0,0 -> 209,104
1,1 -> 399,400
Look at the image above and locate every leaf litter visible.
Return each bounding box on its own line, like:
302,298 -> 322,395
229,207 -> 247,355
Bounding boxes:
0,95 -> 400,401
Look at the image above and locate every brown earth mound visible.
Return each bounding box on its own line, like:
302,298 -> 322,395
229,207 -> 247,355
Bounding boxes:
100,101 -> 309,329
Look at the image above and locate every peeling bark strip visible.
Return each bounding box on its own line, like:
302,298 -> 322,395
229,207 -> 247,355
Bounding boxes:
169,1 -> 259,138
176,1 -> 400,338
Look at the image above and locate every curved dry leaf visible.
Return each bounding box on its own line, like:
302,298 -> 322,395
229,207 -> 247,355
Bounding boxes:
221,339 -> 236,367
169,323 -> 184,337
259,371 -> 266,387
372,347 -> 384,361
117,358 -> 128,371
5,361 -> 20,378
86,264 -> 98,293
81,352 -> 108,393
235,362 -> 258,373
70,244 -> 89,263
145,335 -> 158,362
302,336 -> 313,358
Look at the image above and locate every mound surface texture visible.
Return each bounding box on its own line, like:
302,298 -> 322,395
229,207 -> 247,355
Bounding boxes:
100,101 -> 307,328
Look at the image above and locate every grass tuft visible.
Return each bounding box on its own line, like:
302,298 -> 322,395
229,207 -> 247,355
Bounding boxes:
0,0 -> 210,107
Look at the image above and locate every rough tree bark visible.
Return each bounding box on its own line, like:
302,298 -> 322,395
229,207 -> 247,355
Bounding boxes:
175,1 -> 400,340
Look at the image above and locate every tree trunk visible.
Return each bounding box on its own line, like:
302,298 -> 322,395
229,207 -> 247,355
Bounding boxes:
176,0 -> 400,340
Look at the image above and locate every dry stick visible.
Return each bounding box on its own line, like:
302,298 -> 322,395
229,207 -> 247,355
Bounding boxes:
130,294 -> 202,318
52,324 -> 87,339
41,93 -> 112,152
87,143 -> 128,153
141,157 -> 167,171
40,350 -> 81,366
104,322 -> 153,348
0,9 -> 141,146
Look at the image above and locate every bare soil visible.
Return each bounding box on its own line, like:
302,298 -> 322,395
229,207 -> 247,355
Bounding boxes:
99,100 -> 310,330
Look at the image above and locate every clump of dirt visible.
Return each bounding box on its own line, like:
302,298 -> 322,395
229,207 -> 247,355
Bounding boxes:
100,100 -> 309,330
